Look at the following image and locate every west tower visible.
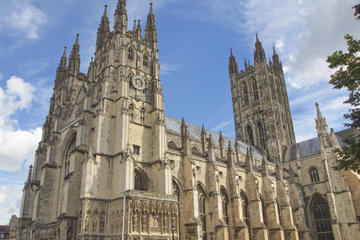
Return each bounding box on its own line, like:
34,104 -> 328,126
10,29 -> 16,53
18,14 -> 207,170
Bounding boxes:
229,36 -> 296,162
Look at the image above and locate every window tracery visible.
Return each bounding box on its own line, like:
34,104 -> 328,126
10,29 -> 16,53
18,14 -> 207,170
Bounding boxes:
242,82 -> 249,104
312,196 -> 334,240
220,188 -> 229,224
64,134 -> 76,177
310,168 -> 320,183
134,169 -> 148,191
128,47 -> 134,60
247,125 -> 255,146
143,54 -> 149,67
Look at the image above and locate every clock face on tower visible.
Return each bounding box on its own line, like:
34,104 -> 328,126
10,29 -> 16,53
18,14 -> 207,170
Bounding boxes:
132,76 -> 146,91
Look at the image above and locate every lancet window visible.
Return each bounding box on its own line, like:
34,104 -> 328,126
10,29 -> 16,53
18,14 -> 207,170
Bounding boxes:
241,192 -> 251,238
197,184 -> 207,240
242,82 -> 249,104
310,168 -> 320,183
253,78 -> 259,100
221,188 -> 229,224
64,134 -> 76,177
128,47 -> 134,60
247,125 -> 255,146
143,54 -> 149,67
257,122 -> 266,148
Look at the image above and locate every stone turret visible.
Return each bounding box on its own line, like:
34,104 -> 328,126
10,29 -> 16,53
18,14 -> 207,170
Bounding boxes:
114,0 -> 128,34
145,3 -> 158,47
254,34 -> 266,66
68,34 -> 80,73
96,5 -> 110,50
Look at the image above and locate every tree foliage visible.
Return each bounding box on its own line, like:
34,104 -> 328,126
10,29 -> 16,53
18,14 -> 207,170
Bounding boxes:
326,4 -> 360,173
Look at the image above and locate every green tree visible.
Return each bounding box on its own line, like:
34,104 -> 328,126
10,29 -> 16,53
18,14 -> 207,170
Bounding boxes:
326,4 -> 360,173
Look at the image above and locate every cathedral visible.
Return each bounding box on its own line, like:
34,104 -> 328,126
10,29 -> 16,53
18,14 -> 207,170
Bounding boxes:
17,1 -> 360,240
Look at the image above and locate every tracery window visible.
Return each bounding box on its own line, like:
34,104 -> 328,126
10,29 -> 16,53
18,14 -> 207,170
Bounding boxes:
312,196 -> 334,240
242,82 -> 249,104
221,188 -> 229,224
253,78 -> 259,100
134,169 -> 148,191
257,122 -> 266,148
143,54 -> 149,67
64,134 -> 76,177
241,192 -> 251,238
173,180 -> 181,201
310,168 -> 320,183
247,125 -> 255,146
197,184 -> 207,240
128,47 -> 134,60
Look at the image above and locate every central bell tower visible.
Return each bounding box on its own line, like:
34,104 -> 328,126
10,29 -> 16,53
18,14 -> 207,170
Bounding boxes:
229,36 -> 296,162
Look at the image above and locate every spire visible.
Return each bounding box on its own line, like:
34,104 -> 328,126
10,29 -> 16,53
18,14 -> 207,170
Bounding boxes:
114,0 -> 128,34
229,48 -> 238,74
68,34 -> 80,73
96,5 -> 110,50
136,19 -> 142,39
272,46 -> 281,66
254,34 -> 266,65
27,165 -> 33,184
57,46 -> 67,72
315,102 -> 329,134
132,19 -> 136,32
145,2 -> 158,46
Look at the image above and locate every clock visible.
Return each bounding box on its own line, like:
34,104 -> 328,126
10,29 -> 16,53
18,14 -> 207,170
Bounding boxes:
132,76 -> 145,91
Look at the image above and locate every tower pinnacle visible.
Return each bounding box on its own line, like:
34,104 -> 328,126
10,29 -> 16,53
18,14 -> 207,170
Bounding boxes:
254,34 -> 266,65
114,0 -> 128,34
145,2 -> 157,46
96,5 -> 110,50
68,34 -> 80,73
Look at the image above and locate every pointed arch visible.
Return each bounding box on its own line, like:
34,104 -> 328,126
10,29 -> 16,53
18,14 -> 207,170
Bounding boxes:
63,132 -> 77,177
143,53 -> 149,67
197,183 -> 207,239
242,81 -> 249,104
134,168 -> 148,191
128,46 -> 134,60
172,177 -> 182,201
309,167 -> 320,183
247,125 -> 255,146
257,122 -> 266,148
309,193 -> 334,240
252,77 -> 259,100
240,191 -> 252,238
220,187 -> 230,224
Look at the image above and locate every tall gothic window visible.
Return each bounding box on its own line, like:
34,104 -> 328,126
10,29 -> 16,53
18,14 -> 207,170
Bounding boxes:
241,192 -> 251,239
261,197 -> 267,226
253,78 -> 259,100
64,134 -> 76,177
312,196 -> 334,240
67,227 -> 73,240
129,104 -> 134,121
140,108 -> 145,124
134,169 -> 148,191
221,188 -> 229,224
143,54 -> 149,67
173,180 -> 181,201
247,125 -> 254,146
197,184 -> 207,240
257,122 -> 266,148
277,201 -> 282,226
242,82 -> 249,104
310,168 -> 320,183
128,47 -> 134,60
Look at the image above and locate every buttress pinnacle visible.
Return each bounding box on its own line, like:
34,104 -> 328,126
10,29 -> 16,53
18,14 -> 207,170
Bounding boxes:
145,2 -> 157,44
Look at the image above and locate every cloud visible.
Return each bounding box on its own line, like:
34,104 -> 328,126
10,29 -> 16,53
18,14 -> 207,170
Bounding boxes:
160,63 -> 180,75
211,119 -> 233,132
0,184 -> 23,224
0,76 -> 42,172
0,0 -> 47,39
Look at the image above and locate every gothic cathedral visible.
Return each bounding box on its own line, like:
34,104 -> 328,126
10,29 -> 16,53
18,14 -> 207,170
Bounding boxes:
18,1 -> 360,240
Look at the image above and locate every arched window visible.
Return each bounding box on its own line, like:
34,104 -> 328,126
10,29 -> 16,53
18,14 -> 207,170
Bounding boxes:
277,201 -> 282,226
242,82 -> 249,104
168,141 -> 178,150
128,47 -> 134,60
312,196 -> 334,240
257,122 -> 266,148
261,197 -> 267,226
253,78 -> 259,100
173,180 -> 181,201
247,125 -> 254,146
64,134 -> 76,177
221,188 -> 229,224
134,169 -> 148,191
310,168 -> 320,183
241,192 -> 251,238
197,184 -> 207,239
143,54 -> 148,67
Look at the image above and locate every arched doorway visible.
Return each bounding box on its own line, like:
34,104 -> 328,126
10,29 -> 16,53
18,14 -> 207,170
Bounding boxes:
311,194 -> 334,240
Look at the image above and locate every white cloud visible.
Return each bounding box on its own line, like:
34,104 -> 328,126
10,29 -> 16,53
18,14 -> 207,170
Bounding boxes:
0,76 -> 42,172
0,0 -> 47,39
0,184 -> 23,224
160,63 -> 180,76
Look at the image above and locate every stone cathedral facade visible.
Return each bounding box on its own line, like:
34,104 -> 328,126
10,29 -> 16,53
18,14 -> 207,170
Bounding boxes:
17,1 -> 360,240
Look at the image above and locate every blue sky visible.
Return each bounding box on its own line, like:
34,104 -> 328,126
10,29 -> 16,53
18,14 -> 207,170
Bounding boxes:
0,0 -> 359,224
